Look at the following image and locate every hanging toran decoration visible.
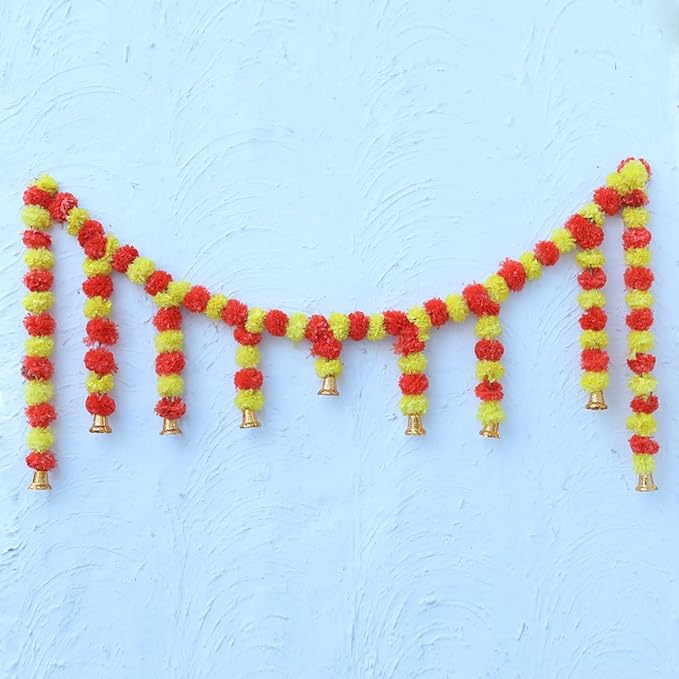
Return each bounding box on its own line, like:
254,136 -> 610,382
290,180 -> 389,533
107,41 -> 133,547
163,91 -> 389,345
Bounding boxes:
20,158 -> 659,492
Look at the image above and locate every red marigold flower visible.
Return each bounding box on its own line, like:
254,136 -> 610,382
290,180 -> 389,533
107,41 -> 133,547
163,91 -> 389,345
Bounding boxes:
23,313 -> 56,336
565,214 -> 604,249
593,186 -> 622,215
534,240 -> 560,266
626,308 -> 653,331
383,310 -> 409,336
399,373 -> 429,395
23,186 -> 53,209
630,395 -> 658,415
82,274 -> 113,298
184,285 -> 210,313
623,189 -> 648,207
313,336 -> 342,359
462,284 -> 500,316
85,393 -> 116,416
22,229 -> 52,249
24,270 -> 54,292
112,244 -> 139,273
577,267 -> 606,290
22,356 -> 54,380
26,451 -> 57,471
474,339 -> 504,361
629,434 -> 659,454
49,192 -> 78,222
393,326 -> 425,355
579,308 -> 607,331
85,318 -> 119,345
155,351 -> 186,375
347,311 -> 368,340
624,267 -> 654,291
84,348 -> 117,375
423,298 -> 448,327
264,309 -> 289,336
622,228 -> 651,250
581,348 -> 609,372
155,397 -> 186,419
153,307 -> 182,331
234,327 -> 261,345
222,299 -> 248,327
497,259 -> 526,291
475,380 -> 504,401
234,368 -> 263,390
26,403 -> 57,428
305,314 -> 330,342
627,353 -> 656,374
145,270 -> 172,296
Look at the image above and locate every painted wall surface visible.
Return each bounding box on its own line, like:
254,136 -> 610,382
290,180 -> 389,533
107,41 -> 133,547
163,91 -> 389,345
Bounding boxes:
1,1 -> 679,677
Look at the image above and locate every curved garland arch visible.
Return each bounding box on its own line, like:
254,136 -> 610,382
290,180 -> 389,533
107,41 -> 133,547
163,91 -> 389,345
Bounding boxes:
20,158 -> 659,492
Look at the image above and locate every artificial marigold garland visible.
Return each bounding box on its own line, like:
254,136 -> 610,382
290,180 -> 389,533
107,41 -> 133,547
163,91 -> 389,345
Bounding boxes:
20,159 -> 659,492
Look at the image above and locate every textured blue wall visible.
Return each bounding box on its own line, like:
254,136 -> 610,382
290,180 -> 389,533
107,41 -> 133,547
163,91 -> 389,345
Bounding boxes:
1,1 -> 679,677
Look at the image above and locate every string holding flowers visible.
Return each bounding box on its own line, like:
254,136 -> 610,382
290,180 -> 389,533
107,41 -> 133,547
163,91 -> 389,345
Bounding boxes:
19,159 -> 659,493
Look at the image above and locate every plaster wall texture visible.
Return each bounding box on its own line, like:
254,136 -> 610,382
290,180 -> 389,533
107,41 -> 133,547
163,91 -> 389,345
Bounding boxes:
1,1 -> 679,677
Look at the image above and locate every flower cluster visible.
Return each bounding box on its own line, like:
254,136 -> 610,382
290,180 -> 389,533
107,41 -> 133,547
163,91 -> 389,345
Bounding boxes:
21,159 -> 656,491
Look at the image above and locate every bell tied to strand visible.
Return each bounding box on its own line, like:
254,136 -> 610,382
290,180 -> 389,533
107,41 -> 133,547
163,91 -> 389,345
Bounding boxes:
19,159 -> 658,492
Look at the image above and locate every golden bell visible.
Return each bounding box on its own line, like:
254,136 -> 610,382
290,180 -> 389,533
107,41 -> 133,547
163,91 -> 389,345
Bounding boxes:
28,470 -> 51,491
479,422 -> 500,439
89,413 -> 112,434
318,375 -> 339,396
404,414 -> 425,436
635,472 -> 658,492
586,390 -> 608,411
240,408 -> 261,429
160,418 -> 182,435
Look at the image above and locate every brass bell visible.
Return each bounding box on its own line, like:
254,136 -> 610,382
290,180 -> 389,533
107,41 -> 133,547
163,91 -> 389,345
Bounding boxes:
240,408 -> 261,429
586,391 -> 608,411
89,413 -> 112,434
480,422 -> 500,439
160,418 -> 182,435
404,414 -> 425,436
318,375 -> 339,396
28,470 -> 51,491
635,472 -> 658,492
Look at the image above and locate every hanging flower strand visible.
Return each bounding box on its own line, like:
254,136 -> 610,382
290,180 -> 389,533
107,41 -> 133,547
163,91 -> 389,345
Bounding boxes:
564,197 -> 610,410
22,175 -> 60,490
150,274 -> 191,434
226,300 -> 266,428
615,159 -> 659,491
